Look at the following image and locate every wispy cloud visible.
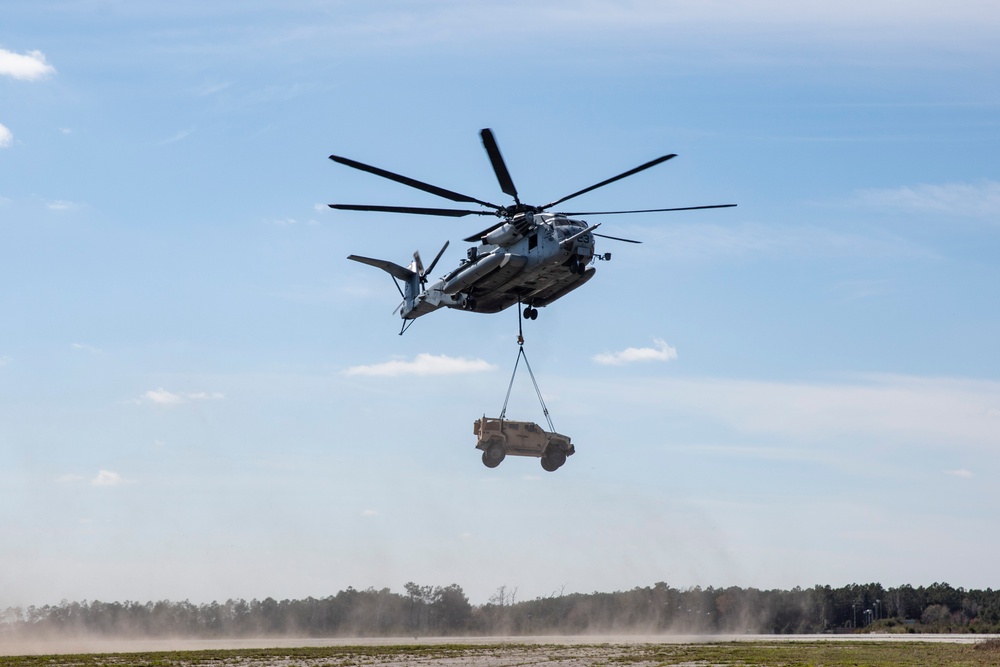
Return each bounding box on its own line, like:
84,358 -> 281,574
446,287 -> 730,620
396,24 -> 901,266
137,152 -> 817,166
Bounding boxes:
344,353 -> 496,377
586,374 -> 1000,448
854,180 -> 1000,219
945,469 -> 974,478
361,509 -> 379,517
56,473 -> 85,484
593,339 -> 678,365
46,200 -> 85,212
136,388 -> 225,406
71,342 -> 102,354
0,48 -> 56,81
160,129 -> 193,145
195,80 -> 231,96
833,278 -> 894,302
92,470 -> 128,487
0,355 -> 11,368
0,122 -> 12,148
58,471 -> 132,487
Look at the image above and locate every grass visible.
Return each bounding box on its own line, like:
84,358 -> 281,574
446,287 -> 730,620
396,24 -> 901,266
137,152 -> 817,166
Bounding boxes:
1,639 -> 1000,666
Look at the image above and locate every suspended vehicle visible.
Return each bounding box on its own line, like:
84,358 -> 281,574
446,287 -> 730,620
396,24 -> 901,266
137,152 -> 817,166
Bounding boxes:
329,128 -> 735,334
474,416 -> 574,472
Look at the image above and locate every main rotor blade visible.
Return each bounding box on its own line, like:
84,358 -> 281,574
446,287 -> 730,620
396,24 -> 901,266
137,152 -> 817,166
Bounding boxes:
541,154 -> 677,210
480,128 -> 519,201
463,220 -> 507,243
424,240 -> 450,277
328,204 -> 495,217
594,232 -> 642,244
558,204 -> 737,215
329,154 -> 501,210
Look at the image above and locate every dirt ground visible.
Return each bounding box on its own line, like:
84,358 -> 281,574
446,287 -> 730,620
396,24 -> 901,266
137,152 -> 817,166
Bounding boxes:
2,633 -> 998,660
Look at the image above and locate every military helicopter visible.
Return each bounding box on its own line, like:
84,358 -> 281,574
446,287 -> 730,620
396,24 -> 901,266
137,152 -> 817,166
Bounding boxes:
329,129 -> 734,334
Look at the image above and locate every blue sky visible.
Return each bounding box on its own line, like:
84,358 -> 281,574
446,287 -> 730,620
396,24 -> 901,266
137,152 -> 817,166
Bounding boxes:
2,1 -> 999,608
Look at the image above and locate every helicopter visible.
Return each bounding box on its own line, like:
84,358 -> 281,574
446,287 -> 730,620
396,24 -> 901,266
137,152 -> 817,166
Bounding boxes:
329,129 -> 735,334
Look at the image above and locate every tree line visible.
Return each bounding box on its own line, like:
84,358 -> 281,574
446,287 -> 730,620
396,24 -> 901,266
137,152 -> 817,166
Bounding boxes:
3,581 -> 999,638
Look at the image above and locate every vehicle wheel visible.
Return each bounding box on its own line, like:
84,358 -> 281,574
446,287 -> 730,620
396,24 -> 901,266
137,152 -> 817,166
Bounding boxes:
482,443 -> 505,468
540,457 -> 558,472
544,448 -> 567,469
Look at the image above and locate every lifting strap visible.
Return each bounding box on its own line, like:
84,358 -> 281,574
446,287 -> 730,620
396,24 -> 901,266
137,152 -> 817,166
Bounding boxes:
499,303 -> 555,432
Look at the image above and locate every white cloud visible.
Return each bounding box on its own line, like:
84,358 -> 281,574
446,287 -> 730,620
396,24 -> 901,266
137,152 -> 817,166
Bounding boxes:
137,388 -> 225,405
593,338 -> 678,365
945,469 -> 974,478
344,353 -> 497,377
71,342 -> 102,354
46,200 -> 84,212
0,355 -> 11,367
0,122 -> 12,148
361,509 -> 379,517
143,388 -> 185,405
91,470 -> 126,487
0,48 -> 56,81
855,180 -> 1000,219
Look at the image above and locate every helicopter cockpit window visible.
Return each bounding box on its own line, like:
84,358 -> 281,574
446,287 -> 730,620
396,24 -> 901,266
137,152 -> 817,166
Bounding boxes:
528,233 -> 538,250
554,219 -> 587,241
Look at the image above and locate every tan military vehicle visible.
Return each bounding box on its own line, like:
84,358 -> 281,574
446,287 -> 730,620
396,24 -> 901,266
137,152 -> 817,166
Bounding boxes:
474,416 -> 575,472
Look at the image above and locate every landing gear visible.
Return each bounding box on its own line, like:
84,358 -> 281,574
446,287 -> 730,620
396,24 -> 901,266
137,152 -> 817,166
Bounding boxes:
568,258 -> 588,274
522,306 -> 538,320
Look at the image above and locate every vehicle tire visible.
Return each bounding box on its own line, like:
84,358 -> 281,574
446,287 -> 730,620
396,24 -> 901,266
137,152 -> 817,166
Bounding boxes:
540,457 -> 558,472
544,448 -> 567,469
482,443 -> 505,468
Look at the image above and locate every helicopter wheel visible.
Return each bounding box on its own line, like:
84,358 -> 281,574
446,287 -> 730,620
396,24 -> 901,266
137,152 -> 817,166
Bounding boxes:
466,297 -> 477,311
522,306 -> 538,320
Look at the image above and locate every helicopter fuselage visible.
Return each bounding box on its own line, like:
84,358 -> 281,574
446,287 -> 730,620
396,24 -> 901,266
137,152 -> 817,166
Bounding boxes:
332,127 -> 734,332
402,213 -> 600,319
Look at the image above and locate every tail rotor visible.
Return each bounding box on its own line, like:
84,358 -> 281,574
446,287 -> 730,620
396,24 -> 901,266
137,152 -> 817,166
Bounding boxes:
412,240 -> 450,285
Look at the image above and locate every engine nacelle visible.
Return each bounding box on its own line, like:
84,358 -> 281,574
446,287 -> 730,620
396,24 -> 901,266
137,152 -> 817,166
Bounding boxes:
484,212 -> 534,246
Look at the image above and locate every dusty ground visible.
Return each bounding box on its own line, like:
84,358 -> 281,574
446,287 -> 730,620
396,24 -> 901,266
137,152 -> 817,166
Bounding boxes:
2,633 -> 998,658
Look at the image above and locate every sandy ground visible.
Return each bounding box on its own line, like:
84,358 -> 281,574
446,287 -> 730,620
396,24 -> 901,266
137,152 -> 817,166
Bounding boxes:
2,633 -> 998,657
